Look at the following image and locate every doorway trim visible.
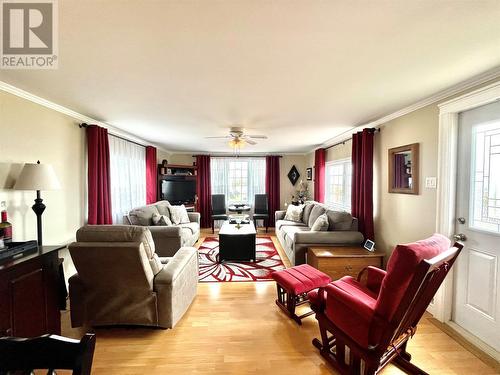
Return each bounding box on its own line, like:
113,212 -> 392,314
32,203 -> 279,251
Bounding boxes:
433,80 -> 500,359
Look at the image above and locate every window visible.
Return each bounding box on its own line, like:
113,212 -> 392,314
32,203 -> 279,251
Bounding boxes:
325,158 -> 351,212
109,135 -> 146,223
470,121 -> 500,233
211,157 -> 266,205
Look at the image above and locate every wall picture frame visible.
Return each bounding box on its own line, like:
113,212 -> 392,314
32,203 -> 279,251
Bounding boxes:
287,165 -> 300,185
306,167 -> 312,180
363,239 -> 375,252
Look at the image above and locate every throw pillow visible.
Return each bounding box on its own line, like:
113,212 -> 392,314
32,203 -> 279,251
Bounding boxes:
308,204 -> 326,228
169,205 -> 190,225
156,200 -> 172,217
128,206 -> 160,226
284,204 -> 304,222
310,213 -> 329,231
152,213 -> 172,226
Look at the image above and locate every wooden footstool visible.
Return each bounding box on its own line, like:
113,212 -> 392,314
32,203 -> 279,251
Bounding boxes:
272,264 -> 332,325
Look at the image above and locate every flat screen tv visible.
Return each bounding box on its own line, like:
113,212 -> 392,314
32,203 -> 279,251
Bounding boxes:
161,179 -> 196,204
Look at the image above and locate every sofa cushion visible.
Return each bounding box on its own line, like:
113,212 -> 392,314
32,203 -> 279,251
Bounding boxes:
75,225 -> 163,275
129,205 -> 160,226
152,213 -> 173,226
326,210 -> 354,231
281,225 -> 310,241
375,234 -> 451,321
275,220 -> 308,231
325,276 -> 378,348
302,202 -> 315,224
155,200 -> 172,217
311,213 -> 329,231
308,204 -> 326,228
169,205 -> 190,225
284,204 -> 304,222
272,264 -> 331,295
177,222 -> 199,235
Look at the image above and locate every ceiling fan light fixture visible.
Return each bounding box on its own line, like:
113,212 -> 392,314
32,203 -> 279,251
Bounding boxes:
228,138 -> 245,149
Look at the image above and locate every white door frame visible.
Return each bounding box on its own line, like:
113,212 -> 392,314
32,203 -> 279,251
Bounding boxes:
432,80 -> 500,358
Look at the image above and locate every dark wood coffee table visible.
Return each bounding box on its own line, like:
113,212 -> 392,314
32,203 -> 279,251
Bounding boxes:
218,221 -> 256,262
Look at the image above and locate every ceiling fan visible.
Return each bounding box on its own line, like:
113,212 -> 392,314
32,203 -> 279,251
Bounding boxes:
204,126 -> 268,147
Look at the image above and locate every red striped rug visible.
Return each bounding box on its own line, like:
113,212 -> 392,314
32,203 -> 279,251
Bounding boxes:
198,236 -> 285,282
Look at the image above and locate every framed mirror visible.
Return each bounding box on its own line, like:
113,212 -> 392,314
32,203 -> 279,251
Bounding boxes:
388,143 -> 419,194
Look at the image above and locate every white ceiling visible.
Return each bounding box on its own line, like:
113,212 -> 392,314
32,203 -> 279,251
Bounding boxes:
2,0 -> 500,153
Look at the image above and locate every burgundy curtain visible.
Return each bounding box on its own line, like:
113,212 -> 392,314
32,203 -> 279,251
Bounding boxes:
314,148 -> 326,203
394,153 -> 406,188
196,155 -> 212,228
87,125 -> 112,224
145,146 -> 157,204
351,128 -> 374,240
266,156 -> 280,227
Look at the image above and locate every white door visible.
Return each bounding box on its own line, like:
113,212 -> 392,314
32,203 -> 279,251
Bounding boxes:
453,100 -> 500,352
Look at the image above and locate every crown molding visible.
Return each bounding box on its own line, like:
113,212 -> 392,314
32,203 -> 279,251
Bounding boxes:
316,66 -> 500,152
0,80 -> 172,153
169,151 -> 308,157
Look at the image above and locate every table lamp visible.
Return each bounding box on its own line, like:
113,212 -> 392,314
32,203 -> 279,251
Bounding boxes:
14,161 -> 61,246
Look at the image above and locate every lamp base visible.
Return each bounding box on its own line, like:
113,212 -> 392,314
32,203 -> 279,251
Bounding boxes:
32,190 -> 46,246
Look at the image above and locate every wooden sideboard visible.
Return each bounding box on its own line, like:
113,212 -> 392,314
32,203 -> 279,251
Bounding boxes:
0,245 -> 64,337
307,246 -> 385,281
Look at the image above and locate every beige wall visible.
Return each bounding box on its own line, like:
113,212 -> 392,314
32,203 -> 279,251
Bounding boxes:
157,149 -> 171,164
279,155 -> 309,209
326,140 -> 352,162
373,105 -> 439,254
0,90 -> 86,245
168,153 -> 196,166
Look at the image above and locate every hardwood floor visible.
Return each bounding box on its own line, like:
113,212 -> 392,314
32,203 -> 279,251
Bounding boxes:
61,229 -> 500,374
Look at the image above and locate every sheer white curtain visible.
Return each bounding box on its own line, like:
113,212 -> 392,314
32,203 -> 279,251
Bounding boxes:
109,135 -> 146,223
210,157 -> 266,206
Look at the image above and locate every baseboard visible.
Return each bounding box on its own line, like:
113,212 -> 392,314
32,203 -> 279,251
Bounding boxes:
429,318 -> 500,369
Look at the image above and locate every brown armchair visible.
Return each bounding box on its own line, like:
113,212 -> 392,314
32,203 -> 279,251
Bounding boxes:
68,225 -> 198,329
309,234 -> 463,375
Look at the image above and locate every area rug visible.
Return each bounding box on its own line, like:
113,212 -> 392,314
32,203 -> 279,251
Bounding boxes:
198,236 -> 285,282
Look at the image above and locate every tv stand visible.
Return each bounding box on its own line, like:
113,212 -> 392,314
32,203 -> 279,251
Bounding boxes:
157,164 -> 198,208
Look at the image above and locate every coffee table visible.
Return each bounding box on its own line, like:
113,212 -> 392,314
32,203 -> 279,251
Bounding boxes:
218,221 -> 256,262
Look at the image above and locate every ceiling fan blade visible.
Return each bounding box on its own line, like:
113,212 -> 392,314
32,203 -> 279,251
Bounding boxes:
246,135 -> 268,139
204,136 -> 231,139
245,138 -> 257,145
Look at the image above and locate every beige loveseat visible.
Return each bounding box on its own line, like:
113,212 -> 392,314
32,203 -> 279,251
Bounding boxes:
123,201 -> 200,257
68,225 -> 198,329
275,201 -> 364,265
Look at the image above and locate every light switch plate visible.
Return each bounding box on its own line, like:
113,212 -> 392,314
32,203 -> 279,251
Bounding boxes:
425,177 -> 437,189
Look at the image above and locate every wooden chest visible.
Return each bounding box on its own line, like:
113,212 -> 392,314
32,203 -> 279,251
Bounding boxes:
307,246 -> 385,281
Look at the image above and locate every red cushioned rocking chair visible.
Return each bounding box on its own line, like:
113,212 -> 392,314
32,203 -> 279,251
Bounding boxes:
309,234 -> 463,375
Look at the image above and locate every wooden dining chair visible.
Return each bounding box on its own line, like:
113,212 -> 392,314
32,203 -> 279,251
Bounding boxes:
0,333 -> 96,375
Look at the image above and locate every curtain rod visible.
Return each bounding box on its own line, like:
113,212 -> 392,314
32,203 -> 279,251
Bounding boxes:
192,154 -> 282,158
79,123 -> 146,148
324,127 -> 380,151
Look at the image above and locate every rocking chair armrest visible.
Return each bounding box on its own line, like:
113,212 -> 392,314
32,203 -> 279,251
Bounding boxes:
325,284 -> 374,322
358,266 -> 386,296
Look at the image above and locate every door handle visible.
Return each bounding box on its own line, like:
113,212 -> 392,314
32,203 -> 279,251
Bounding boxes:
453,233 -> 467,241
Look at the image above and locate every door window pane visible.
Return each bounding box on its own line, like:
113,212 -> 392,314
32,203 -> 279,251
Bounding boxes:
470,122 -> 500,233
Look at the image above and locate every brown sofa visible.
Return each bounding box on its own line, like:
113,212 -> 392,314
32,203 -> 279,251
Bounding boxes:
68,225 -> 198,329
123,201 -> 200,257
